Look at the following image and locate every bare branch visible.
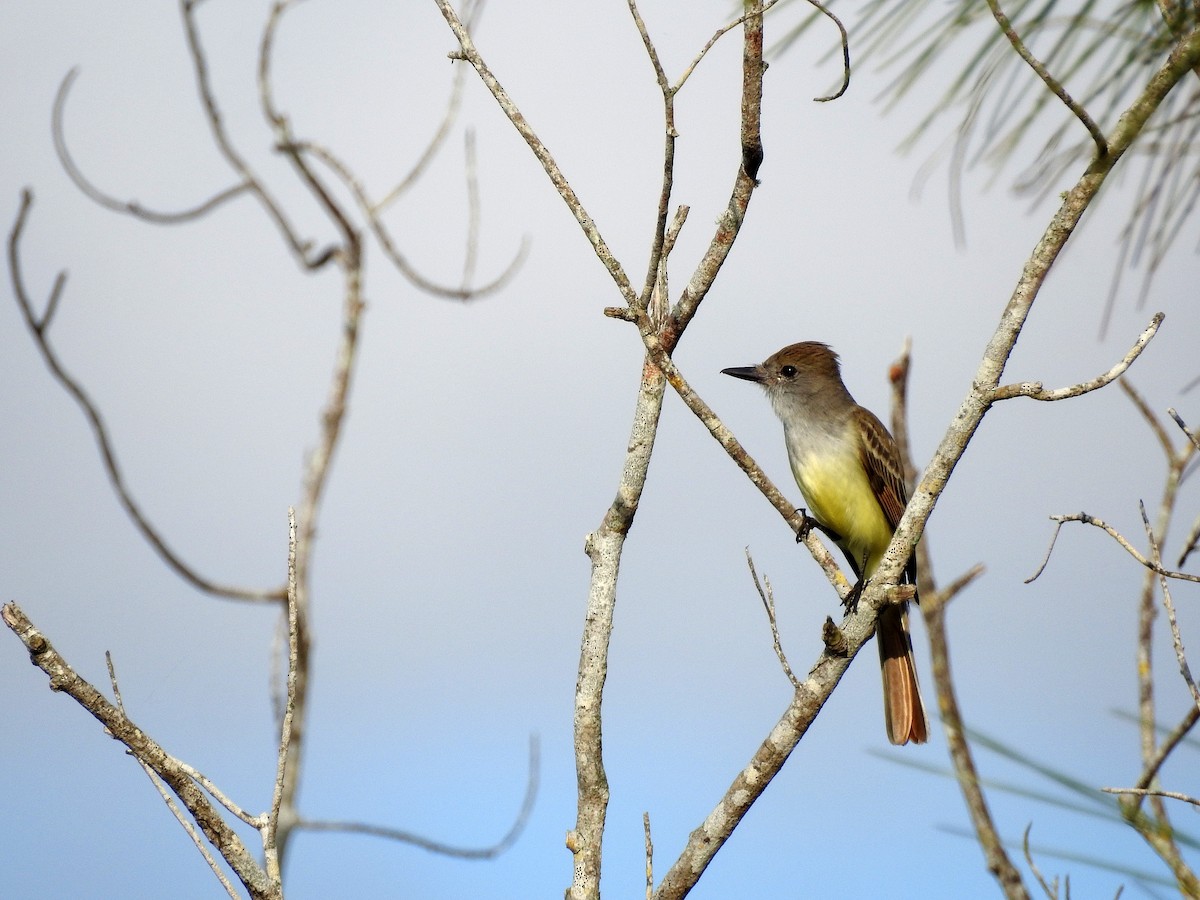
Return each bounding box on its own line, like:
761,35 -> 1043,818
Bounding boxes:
374,0 -> 483,214
461,127 -> 481,292
180,0 -> 332,268
436,0 -> 637,307
1133,705 -> 1200,793
1023,824 -> 1059,900
264,509 -> 301,884
1168,407 -> 1200,452
652,590 -> 889,900
298,140 -> 527,300
1104,787 -> 1200,807
983,0 -> 1108,159
1024,518 -> 1064,584
106,652 -> 241,900
7,190 -> 284,604
1139,501 -> 1200,710
990,312 -> 1163,401
1176,509 -> 1200,569
643,812 -> 654,900
745,549 -> 801,690
806,0 -> 850,102
888,341 -> 1026,899
673,0 -> 783,95
258,2 -> 357,256
1122,379 -> 1176,458
1,603 -> 276,900
295,734 -> 539,858
53,68 -> 252,224
1043,512 -> 1200,583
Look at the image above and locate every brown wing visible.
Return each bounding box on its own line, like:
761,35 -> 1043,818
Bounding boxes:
853,406 -> 908,529
853,406 -> 919,592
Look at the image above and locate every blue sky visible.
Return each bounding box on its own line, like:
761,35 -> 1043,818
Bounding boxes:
2,2 -> 1198,898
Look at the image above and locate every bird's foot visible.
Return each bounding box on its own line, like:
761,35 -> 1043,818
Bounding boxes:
842,578 -> 866,614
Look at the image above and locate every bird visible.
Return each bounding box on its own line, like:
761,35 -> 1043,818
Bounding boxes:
722,341 -> 928,745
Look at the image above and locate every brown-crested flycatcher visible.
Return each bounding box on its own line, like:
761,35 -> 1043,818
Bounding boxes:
722,341 -> 928,745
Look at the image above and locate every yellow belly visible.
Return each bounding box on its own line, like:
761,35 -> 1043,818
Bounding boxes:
792,450 -> 894,576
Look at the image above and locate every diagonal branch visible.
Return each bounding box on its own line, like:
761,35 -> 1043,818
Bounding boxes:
1,602 -> 277,900
983,0 -> 1108,159
434,0 -> 637,308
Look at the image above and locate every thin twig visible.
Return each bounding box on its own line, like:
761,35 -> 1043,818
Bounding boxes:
179,0 -> 330,268
1133,705 -> 1200,793
1103,787 -> 1200,807
746,549 -> 801,689
375,0 -> 482,213
983,0 -> 1108,159
673,0 -> 783,94
990,313 -> 1162,400
264,509 -> 301,886
295,734 -> 539,858
106,652 -> 241,899
7,191 -> 283,604
1168,408 -> 1200,452
1039,512 -> 1200,583
299,140 -> 526,299
1023,824 -> 1059,900
462,127 -> 480,292
806,0 -> 851,102
436,0 -> 637,307
53,68 -> 252,224
1123,380 -> 1175,458
1140,501 -> 1200,710
1175,508 -> 1200,568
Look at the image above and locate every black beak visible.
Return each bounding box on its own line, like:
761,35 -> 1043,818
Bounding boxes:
721,365 -> 764,383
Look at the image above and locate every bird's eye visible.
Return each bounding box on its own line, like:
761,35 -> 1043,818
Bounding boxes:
780,365 -> 797,378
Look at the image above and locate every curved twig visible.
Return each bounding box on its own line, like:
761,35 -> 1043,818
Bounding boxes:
375,0 -> 483,214
53,68 -> 252,224
806,0 -> 851,102
7,191 -> 284,604
298,140 -> 527,300
294,734 -> 539,858
179,0 -> 332,268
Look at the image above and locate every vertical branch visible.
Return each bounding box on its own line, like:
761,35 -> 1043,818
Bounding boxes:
257,1 -> 368,865
889,347 -> 1029,900
570,360 -> 667,900
264,509 -> 301,886
275,244 -> 364,864
1116,384 -> 1200,896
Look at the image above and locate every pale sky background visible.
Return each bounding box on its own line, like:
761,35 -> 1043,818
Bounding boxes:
2,2 -> 1198,898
